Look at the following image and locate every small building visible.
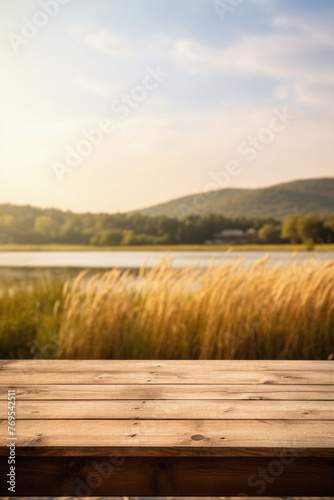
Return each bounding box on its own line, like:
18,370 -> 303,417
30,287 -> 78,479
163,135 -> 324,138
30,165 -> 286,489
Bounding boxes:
245,227 -> 258,243
212,228 -> 258,245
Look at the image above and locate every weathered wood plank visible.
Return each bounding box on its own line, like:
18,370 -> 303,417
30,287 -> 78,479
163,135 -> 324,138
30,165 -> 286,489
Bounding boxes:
5,399 -> 334,420
1,360 -> 333,497
2,359 -> 333,371
1,383 -> 333,400
1,369 -> 333,385
1,456 -> 333,496
1,419 -> 333,457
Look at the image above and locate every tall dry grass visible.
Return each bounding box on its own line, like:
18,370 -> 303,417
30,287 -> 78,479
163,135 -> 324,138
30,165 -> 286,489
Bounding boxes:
57,257 -> 334,360
0,278 -> 63,359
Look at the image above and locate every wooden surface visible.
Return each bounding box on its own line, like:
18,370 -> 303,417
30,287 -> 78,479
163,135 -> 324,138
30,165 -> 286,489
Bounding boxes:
0,360 -> 333,496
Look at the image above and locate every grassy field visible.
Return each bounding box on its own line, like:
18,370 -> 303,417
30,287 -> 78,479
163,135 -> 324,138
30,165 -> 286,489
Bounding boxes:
1,243 -> 334,252
0,257 -> 333,360
0,278 -> 63,359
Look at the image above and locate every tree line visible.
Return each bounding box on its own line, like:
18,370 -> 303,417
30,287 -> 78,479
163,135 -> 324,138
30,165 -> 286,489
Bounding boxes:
259,214 -> 334,246
0,204 -> 333,246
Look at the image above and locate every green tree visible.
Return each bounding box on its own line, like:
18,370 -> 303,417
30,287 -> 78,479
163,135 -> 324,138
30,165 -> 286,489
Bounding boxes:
0,214 -> 15,242
91,229 -> 123,246
34,216 -> 59,241
259,224 -> 281,244
281,215 -> 300,244
297,214 -> 324,243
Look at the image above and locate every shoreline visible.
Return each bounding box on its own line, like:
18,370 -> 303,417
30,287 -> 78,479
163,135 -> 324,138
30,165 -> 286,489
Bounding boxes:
0,244 -> 334,252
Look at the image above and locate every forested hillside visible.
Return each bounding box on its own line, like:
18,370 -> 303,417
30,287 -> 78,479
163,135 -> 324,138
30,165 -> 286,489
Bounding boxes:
0,202 -> 334,245
136,178 -> 334,218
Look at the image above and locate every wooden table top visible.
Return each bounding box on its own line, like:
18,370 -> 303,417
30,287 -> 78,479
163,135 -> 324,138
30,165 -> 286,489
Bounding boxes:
1,359 -> 334,458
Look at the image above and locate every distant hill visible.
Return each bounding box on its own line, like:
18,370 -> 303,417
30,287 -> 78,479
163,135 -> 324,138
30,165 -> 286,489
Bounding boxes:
134,178 -> 334,219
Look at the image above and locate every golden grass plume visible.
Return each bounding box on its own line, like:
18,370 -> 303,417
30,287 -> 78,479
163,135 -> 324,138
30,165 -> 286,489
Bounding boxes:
57,257 -> 334,360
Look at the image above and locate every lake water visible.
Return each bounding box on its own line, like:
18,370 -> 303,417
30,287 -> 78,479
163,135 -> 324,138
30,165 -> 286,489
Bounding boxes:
0,250 -> 333,269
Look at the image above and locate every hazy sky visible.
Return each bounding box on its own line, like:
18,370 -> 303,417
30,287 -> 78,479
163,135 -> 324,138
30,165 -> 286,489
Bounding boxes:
1,0 -> 334,213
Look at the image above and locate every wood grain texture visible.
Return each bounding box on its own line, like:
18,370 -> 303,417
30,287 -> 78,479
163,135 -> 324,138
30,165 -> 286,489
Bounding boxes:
1,456 -> 333,496
4,399 -> 334,420
1,419 -> 333,457
1,360 -> 333,496
1,383 -> 333,400
1,359 -> 333,371
1,369 -> 333,385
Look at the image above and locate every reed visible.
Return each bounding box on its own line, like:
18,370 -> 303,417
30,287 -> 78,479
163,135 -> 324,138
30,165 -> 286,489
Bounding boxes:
57,257 -> 334,360
0,278 -> 63,358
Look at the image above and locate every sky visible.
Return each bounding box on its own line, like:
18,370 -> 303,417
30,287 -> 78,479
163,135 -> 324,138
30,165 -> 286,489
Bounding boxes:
1,0 -> 334,213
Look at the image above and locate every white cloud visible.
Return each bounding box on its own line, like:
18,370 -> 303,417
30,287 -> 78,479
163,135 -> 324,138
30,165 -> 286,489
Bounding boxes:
293,82 -> 334,111
173,15 -> 334,112
249,0 -> 276,5
272,16 -> 334,45
174,32 -> 334,82
275,86 -> 291,101
72,76 -> 119,98
84,29 -> 135,58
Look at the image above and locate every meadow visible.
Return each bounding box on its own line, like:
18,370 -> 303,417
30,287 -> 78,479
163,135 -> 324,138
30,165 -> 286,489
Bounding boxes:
0,257 -> 333,360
